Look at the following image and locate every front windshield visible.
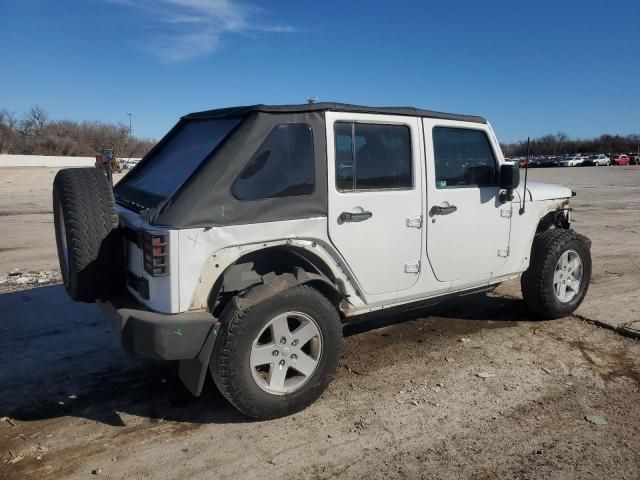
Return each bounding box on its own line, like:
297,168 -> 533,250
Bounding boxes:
116,117 -> 241,209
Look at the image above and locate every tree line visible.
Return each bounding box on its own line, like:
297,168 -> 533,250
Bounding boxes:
0,106 -> 156,157
2,107 -> 638,159
501,132 -> 640,157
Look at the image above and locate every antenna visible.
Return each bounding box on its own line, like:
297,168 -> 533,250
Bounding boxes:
519,137 -> 530,215
306,96 -> 318,104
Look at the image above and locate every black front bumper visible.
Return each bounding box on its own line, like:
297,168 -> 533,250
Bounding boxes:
97,294 -> 217,361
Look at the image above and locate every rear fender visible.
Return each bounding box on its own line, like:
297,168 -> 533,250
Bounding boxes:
189,239 -> 362,311
179,268 -> 344,397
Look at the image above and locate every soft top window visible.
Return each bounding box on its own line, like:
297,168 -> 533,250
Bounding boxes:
231,123 -> 315,201
116,117 -> 241,208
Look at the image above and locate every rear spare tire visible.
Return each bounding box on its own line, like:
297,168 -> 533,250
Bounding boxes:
53,167 -> 122,302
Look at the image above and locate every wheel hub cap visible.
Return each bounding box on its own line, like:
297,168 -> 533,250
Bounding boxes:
249,311 -> 322,395
553,249 -> 583,303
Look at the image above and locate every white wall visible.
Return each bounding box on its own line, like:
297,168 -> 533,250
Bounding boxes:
0,154 -> 140,167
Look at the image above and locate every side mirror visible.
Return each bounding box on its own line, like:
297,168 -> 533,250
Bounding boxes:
499,163 -> 520,202
500,163 -> 520,189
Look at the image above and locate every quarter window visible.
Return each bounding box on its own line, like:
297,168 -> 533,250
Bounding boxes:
232,124 -> 315,201
335,122 -> 412,191
433,127 -> 497,188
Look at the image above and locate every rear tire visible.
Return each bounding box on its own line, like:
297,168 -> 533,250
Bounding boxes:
521,229 -> 591,319
210,285 -> 343,419
53,168 -> 122,302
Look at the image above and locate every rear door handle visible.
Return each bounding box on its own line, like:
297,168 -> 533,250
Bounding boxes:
340,211 -> 373,223
429,204 -> 457,216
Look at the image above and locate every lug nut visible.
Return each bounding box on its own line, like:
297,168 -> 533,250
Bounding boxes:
279,359 -> 285,367
280,337 -> 287,344
290,354 -> 298,361
272,350 -> 279,357
291,339 -> 298,347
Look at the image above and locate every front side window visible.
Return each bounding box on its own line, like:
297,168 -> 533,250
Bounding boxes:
232,124 -> 315,201
433,127 -> 497,188
335,122 -> 412,191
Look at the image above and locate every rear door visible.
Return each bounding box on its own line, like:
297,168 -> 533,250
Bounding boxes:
326,112 -> 423,296
423,120 -> 512,282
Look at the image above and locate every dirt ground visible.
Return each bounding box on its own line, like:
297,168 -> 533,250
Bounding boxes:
1,166 -> 639,479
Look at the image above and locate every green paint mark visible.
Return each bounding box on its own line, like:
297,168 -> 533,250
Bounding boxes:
174,329 -> 183,336
220,206 -> 225,217
188,232 -> 202,249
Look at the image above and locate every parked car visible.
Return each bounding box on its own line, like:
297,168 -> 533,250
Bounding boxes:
558,154 -> 585,167
612,154 -> 630,166
52,102 -> 591,419
582,154 -> 611,166
628,153 -> 640,165
541,156 -> 560,168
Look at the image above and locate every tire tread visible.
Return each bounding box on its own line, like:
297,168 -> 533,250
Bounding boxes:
521,228 -> 591,319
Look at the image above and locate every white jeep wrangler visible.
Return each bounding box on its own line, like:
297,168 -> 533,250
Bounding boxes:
53,103 -> 591,419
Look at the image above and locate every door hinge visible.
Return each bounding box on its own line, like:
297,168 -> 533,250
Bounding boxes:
405,261 -> 421,273
497,247 -> 510,257
406,215 -> 423,228
500,208 -> 513,218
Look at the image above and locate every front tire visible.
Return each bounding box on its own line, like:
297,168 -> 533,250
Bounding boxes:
210,285 -> 343,419
521,229 -> 591,319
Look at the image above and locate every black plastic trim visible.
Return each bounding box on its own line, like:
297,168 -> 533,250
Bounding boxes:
97,294 -> 217,361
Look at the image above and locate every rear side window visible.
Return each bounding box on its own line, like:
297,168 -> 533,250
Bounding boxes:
433,127 -> 497,188
232,124 -> 315,201
335,122 -> 412,191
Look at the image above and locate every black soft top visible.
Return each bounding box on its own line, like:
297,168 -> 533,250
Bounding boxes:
183,102 -> 486,124
118,103 -> 487,228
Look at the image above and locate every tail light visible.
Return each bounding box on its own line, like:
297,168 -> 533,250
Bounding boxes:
143,232 -> 169,276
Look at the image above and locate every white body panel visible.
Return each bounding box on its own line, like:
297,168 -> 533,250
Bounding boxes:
325,112 -> 424,296
422,118 -> 511,282
118,206 -> 180,313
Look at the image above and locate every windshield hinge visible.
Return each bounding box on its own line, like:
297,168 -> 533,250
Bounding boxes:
497,247 -> 510,258
405,261 -> 421,273
406,215 -> 423,228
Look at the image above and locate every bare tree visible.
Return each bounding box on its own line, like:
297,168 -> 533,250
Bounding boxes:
0,109 -> 19,129
19,105 -> 49,135
0,110 -> 19,153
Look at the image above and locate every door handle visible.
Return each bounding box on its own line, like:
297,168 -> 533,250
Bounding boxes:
429,204 -> 457,216
339,211 -> 373,223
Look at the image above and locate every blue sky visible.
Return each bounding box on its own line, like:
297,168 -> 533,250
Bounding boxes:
1,0 -> 638,143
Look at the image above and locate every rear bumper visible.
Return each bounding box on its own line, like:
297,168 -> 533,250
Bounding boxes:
97,294 -> 217,361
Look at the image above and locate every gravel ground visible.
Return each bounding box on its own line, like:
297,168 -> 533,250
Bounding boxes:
0,165 -> 638,479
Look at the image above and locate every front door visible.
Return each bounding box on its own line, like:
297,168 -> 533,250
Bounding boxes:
326,112 -> 423,296
423,119 -> 512,282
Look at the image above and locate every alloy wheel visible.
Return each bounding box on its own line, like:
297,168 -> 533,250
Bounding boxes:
553,249 -> 583,303
249,311 -> 322,395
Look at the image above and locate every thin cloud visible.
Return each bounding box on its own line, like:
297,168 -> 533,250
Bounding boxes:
109,0 -> 296,62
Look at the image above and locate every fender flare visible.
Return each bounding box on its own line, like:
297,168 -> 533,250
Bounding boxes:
178,268 -> 344,397
231,268 -> 343,311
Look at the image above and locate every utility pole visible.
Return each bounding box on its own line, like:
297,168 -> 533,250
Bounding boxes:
127,112 -> 133,137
